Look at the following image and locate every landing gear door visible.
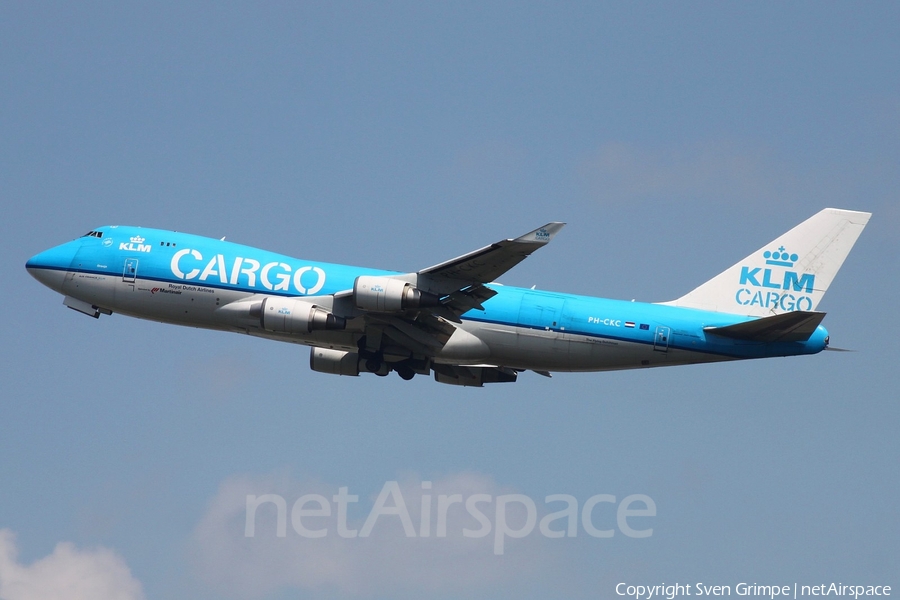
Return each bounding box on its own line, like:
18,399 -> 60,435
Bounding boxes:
123,258 -> 138,283
653,326 -> 670,352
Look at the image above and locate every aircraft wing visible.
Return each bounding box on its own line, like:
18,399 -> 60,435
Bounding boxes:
410,221 -> 565,323
337,221 -> 565,317
337,222 -> 565,368
417,222 -> 565,294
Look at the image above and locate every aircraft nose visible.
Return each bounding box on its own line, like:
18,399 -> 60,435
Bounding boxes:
26,240 -> 81,293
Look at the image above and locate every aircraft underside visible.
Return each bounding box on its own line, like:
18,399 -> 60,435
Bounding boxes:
54,271 -> 733,383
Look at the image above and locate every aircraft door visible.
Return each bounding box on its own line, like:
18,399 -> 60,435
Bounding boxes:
517,293 -> 569,361
518,293 -> 560,334
123,258 -> 138,283
653,326 -> 670,352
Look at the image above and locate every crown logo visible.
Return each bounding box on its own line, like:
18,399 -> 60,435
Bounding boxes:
763,246 -> 798,267
130,235 -> 145,244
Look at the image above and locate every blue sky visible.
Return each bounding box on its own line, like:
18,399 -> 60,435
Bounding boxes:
1,3 -> 898,599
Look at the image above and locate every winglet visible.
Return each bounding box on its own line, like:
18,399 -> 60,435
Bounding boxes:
514,222 -> 566,244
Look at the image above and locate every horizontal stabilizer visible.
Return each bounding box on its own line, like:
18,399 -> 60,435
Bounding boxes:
704,311 -> 826,343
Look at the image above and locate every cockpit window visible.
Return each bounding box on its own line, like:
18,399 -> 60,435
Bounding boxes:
82,231 -> 104,238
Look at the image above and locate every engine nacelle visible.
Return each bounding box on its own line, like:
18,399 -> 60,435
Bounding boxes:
353,276 -> 440,312
309,348 -> 359,376
260,297 -> 346,335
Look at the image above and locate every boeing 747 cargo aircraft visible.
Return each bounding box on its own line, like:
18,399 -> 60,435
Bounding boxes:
26,209 -> 870,386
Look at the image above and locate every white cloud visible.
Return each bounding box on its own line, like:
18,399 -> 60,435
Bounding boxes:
0,529 -> 144,600
190,472 -> 571,599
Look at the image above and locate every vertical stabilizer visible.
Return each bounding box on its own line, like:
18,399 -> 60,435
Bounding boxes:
664,208 -> 871,317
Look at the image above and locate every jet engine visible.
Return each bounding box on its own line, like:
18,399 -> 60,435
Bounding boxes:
259,297 -> 346,334
353,276 -> 440,312
309,347 -> 360,376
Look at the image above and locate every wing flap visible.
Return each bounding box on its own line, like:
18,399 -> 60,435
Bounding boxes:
442,285 -> 498,313
703,311 -> 826,343
432,364 -> 518,386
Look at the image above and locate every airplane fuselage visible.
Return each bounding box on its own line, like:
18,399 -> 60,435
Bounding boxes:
26,226 -> 828,378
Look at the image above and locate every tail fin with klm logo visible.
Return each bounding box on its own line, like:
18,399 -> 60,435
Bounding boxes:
663,208 -> 871,317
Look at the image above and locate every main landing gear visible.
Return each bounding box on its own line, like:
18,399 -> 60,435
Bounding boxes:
358,336 -> 419,380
